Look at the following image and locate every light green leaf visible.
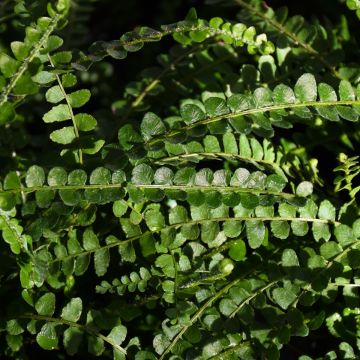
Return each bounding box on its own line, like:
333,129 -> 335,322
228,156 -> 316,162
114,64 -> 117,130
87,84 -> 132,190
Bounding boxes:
320,242 -> 342,260
271,220 -> 290,239
153,334 -> 171,355
266,174 -> 287,192
61,298 -> 83,322
339,80 -> 355,101
83,228 -> 100,250
228,240 -> 246,261
113,200 -> 128,218
68,89 -> 91,108
46,85 -> 64,103
239,134 -> 251,158
273,84 -> 296,104
36,323 -> 58,350
50,126 -> 76,144
43,104 -> 71,123
74,113 -> 97,131
107,325 -> 127,345
294,73 -> 317,102
45,35 -> 63,52
90,167 -> 111,185
10,41 -> 29,61
318,200 -> 336,221
335,224 -> 355,247
246,220 -> 266,249
296,181 -> 313,197
282,249 -> 300,267
62,73 -> 77,87
32,71 -> 56,84
26,165 -> 45,187
88,335 -> 105,356
145,209 -> 165,230
0,53 -> 19,78
94,248 -> 110,276
35,293 -> 56,316
154,167 -> 174,185
272,287 -> 297,310
169,206 -> 188,224
204,135 -> 221,152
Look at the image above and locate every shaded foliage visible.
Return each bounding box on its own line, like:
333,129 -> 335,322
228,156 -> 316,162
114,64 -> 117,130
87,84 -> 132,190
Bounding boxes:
1,0 -> 360,359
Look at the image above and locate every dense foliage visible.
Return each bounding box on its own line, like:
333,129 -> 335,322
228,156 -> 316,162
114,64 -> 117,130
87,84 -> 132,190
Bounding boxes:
1,0 -> 360,358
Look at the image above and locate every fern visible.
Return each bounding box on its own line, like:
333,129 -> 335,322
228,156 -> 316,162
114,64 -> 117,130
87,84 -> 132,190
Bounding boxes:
1,0 -> 360,359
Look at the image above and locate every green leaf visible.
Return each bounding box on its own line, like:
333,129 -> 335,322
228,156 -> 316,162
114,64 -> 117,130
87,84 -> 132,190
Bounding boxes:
339,80 -> 355,101
43,104 -> 71,123
0,53 -> 19,78
50,126 -> 76,144
44,35 -> 63,52
32,71 -> 56,84
140,112 -> 166,141
11,41 -> 29,61
61,298 -> 83,322
273,84 -> 296,104
296,181 -> 313,197
228,240 -> 246,261
26,165 -> 45,187
180,103 -> 206,124
219,298 -> 237,316
13,73 -> 38,95
52,51 -> 72,64
118,124 -> 142,150
282,249 -> 300,267
74,113 -> 97,131
94,248 -> 110,276
320,242 -> 342,260
107,325 -> 127,345
131,164 -> 154,185
335,224 -> 355,247
239,134 -> 251,158
154,167 -> 174,185
266,174 -> 287,192
4,171 -> 21,190
246,220 -> 266,249
63,328 -> 83,356
36,323 -> 58,350
294,73 -> 317,102
0,103 -> 15,125
83,228 -> 100,250
113,200 -> 128,218
145,209 -> 165,230
46,85 -> 64,103
318,200 -> 336,221
90,167 -> 111,184
271,220 -> 290,239
68,89 -> 91,108
35,292 -> 56,316
153,334 -> 171,355
318,83 -> 337,101
62,73 -> 77,87
88,335 -> 104,356
272,287 -> 297,310
204,97 -> 229,116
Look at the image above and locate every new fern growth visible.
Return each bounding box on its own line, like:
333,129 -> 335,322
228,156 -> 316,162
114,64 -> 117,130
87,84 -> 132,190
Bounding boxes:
1,0 -> 360,359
